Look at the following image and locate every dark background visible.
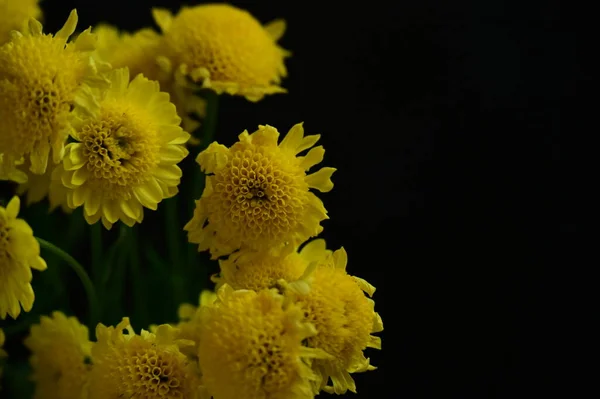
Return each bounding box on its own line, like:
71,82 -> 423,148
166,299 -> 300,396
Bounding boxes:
3,0 -> 578,398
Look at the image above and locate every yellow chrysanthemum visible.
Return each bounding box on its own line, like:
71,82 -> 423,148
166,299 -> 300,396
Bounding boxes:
89,317 -> 200,399
53,67 -> 190,229
0,10 -> 108,181
214,239 -> 331,292
286,248 -> 383,395
16,159 -> 71,213
172,290 -> 217,360
93,24 -> 163,83
24,311 -> 92,399
0,327 -> 6,387
0,0 -> 42,44
92,24 -> 205,136
198,285 -> 329,399
0,196 -> 47,319
153,4 -> 289,101
184,123 -> 335,259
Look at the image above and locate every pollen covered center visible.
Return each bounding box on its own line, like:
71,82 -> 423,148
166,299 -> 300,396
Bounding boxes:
210,147 -> 308,241
0,35 -> 85,155
119,347 -> 184,398
248,331 -> 295,393
79,101 -> 161,200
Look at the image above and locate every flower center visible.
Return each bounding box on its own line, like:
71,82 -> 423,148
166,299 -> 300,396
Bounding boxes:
79,102 -> 160,200
210,147 -> 307,242
125,349 -> 183,397
0,35 -> 84,156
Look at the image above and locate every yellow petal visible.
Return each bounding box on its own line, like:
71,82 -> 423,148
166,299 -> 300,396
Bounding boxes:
55,10 -> 78,43
154,164 -> 182,180
305,167 -> 336,192
6,196 -> 21,219
159,145 -> 188,163
278,122 -> 304,152
299,145 -> 325,170
152,8 -> 173,33
264,19 -> 286,41
71,166 -> 90,185
84,191 -> 101,216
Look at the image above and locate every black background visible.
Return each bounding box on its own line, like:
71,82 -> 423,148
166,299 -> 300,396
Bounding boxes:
4,0 -> 579,398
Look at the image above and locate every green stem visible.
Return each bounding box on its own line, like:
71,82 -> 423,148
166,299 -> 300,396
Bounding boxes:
128,227 -> 148,327
90,222 -> 102,285
36,237 -> 100,329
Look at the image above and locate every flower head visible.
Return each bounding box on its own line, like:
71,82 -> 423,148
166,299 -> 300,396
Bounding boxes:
0,196 -> 47,319
16,159 -> 71,213
91,24 -> 205,136
185,123 -> 335,259
286,248 -> 383,394
0,9 -> 108,179
24,311 -> 92,399
93,24 -> 162,82
153,4 -> 289,101
53,67 -> 190,229
215,239 -> 331,292
89,317 -> 200,399
0,0 -> 42,44
198,285 -> 328,399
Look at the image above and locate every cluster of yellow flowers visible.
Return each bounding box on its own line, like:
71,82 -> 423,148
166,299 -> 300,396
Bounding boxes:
0,2 -> 383,398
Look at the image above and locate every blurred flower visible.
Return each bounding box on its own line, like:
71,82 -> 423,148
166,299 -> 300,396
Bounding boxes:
24,311 -> 92,399
0,9 -> 109,181
0,0 -> 42,44
171,290 -> 217,360
214,239 -> 331,291
89,317 -> 200,399
53,68 -> 190,229
197,285 -> 328,399
92,24 -> 205,135
153,3 -> 289,102
16,159 -> 71,213
0,196 -> 47,319
286,247 -> 383,394
185,123 -> 335,259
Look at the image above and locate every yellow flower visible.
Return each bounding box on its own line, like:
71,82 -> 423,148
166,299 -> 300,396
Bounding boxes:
0,9 -> 108,180
16,159 -> 71,213
53,67 -> 190,229
0,0 -> 42,44
92,24 -> 206,136
0,196 -> 47,319
24,311 -> 92,399
184,123 -> 335,259
214,239 -> 331,292
89,317 -> 200,399
153,4 -> 289,101
172,290 -> 217,360
93,24 -> 163,83
197,285 -> 328,399
286,248 -> 383,395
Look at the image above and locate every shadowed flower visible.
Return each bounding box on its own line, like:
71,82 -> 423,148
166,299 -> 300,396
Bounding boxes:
24,311 -> 92,399
286,247 -> 383,395
185,123 -> 335,259
0,196 -> 47,319
171,290 -> 217,360
16,159 -> 71,213
197,285 -> 329,399
88,317 -> 200,399
0,9 -> 108,181
0,0 -> 42,44
53,67 -> 190,229
214,239 -> 331,292
152,3 -> 289,102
